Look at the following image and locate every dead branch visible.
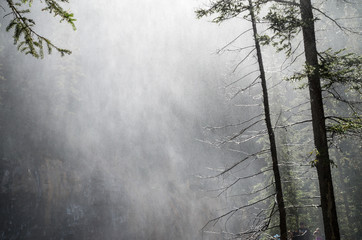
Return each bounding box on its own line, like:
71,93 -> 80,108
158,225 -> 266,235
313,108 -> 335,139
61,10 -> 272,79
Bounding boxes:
204,113 -> 264,131
230,76 -> 260,99
227,181 -> 275,198
216,167 -> 273,196
285,204 -> 321,209
275,119 -> 313,130
234,103 -> 261,107
225,69 -> 260,88
219,118 -> 264,144
229,131 -> 268,144
216,28 -> 253,54
215,149 -> 270,177
312,7 -> 361,35
202,193 -> 276,230
233,48 -> 256,73
282,100 -> 311,113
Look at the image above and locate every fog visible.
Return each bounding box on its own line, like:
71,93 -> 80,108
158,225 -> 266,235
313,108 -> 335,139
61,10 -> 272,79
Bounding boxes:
0,1 -> 259,239
2,0 -> 361,239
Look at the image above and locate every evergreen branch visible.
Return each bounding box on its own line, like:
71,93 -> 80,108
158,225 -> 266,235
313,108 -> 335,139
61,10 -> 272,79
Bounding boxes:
4,0 -> 75,58
325,89 -> 361,107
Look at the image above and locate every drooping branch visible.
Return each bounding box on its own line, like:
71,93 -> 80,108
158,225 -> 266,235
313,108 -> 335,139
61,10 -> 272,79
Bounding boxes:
233,47 -> 257,72
215,167 -> 273,196
202,193 -> 276,230
217,28 -> 254,54
227,181 -> 275,198
225,69 -> 260,88
215,149 -> 270,177
312,7 -> 361,34
204,113 -> 264,131
230,76 -> 260,99
4,0 -> 76,58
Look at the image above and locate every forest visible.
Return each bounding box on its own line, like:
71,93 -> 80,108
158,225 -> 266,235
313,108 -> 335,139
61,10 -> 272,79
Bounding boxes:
0,0 -> 361,240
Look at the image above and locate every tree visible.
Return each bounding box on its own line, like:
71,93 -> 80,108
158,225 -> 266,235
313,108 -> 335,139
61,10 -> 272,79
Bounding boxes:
2,0 -> 76,58
197,0 -> 361,239
197,1 -> 288,238
298,1 -> 340,239
248,1 -> 287,238
264,0 -> 360,239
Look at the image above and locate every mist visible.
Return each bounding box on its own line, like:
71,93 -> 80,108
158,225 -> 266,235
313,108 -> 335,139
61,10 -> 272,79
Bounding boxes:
0,0 -> 254,239
1,0 -> 361,239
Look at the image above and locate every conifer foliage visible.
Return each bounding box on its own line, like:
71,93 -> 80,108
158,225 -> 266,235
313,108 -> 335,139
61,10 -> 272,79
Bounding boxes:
197,0 -> 361,239
3,0 -> 76,58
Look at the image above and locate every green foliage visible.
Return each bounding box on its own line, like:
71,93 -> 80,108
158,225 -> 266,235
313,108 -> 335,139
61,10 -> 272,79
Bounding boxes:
319,49 -> 362,93
197,0 -> 361,238
195,0 -> 269,23
42,0 -> 76,30
285,49 -> 362,91
327,116 -> 362,135
4,0 -> 76,58
261,4 -> 303,56
284,49 -> 362,138
195,0 -> 248,23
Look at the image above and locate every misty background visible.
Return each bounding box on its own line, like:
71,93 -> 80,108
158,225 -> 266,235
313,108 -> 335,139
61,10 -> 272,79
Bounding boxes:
1,0 -> 361,239
0,0 -> 258,239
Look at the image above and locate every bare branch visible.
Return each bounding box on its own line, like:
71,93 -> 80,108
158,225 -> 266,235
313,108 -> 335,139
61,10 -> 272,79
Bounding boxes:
202,193 -> 276,230
216,167 -> 273,196
205,113 -> 264,131
271,0 -> 300,6
233,48 -> 256,73
220,118 -> 264,144
230,76 -> 260,99
313,7 -> 361,34
275,119 -> 313,129
215,149 -> 270,177
227,181 -> 275,198
285,204 -> 321,209
216,28 -> 253,54
225,69 -> 259,88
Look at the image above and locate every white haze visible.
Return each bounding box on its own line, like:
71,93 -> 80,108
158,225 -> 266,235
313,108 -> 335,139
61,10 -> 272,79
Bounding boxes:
1,0 -> 262,239
5,0 -> 355,238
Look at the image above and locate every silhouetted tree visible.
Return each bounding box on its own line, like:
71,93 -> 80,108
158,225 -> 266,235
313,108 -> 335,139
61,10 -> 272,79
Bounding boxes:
197,0 -> 288,238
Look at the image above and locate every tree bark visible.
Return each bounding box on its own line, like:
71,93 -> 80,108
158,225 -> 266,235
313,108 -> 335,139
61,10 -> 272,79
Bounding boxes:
248,1 -> 288,239
299,0 -> 340,239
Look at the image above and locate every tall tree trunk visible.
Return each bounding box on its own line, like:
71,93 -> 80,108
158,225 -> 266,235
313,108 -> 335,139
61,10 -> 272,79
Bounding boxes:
248,1 -> 288,239
299,0 -> 340,239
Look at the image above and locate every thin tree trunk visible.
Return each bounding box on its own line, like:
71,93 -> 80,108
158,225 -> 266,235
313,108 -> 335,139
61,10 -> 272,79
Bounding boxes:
299,0 -> 340,239
248,1 -> 288,239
